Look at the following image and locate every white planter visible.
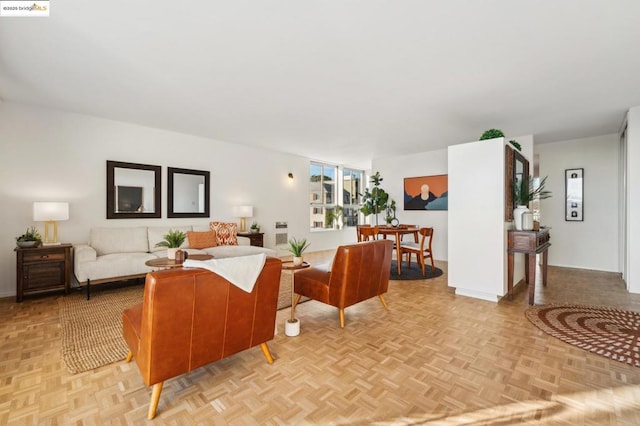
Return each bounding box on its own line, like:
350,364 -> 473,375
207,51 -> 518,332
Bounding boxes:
521,212 -> 534,231
293,256 -> 303,266
167,248 -> 178,260
285,318 -> 300,337
513,205 -> 529,231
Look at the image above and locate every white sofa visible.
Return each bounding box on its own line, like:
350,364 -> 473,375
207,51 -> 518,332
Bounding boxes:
74,225 -> 276,297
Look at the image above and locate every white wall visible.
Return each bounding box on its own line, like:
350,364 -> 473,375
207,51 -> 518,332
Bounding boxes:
373,148 -> 448,261
536,134 -> 619,272
0,102 -> 356,298
626,106 -> 640,292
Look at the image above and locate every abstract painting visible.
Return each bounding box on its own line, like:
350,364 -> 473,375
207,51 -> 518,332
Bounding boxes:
404,174 -> 448,211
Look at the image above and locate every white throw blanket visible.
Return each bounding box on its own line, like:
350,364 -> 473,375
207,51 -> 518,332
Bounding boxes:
183,254 -> 267,293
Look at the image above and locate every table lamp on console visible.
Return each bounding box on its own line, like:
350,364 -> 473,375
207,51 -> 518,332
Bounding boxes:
233,205 -> 253,233
33,202 -> 69,245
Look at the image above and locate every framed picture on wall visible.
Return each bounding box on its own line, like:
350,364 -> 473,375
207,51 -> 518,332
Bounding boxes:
565,168 -> 583,221
403,174 -> 448,211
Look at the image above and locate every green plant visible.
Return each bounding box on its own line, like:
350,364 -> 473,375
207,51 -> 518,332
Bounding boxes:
16,226 -> 41,242
326,205 -> 344,228
155,229 -> 187,248
479,129 -> 505,140
513,175 -> 552,206
287,237 -> 310,257
360,171 -> 389,225
384,199 -> 396,224
509,139 -> 522,151
250,221 -> 260,231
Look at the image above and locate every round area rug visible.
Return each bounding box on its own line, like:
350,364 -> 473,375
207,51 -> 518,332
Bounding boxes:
390,260 -> 443,281
525,304 -> 640,368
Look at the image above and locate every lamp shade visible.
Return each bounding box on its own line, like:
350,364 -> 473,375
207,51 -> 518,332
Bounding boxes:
33,202 -> 69,221
233,205 -> 253,218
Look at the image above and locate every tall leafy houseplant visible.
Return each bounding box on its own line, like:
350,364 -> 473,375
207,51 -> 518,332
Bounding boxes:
360,171 -> 389,226
513,175 -> 552,207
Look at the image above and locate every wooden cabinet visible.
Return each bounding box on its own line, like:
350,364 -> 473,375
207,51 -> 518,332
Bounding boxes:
237,232 -> 264,247
15,244 -> 72,302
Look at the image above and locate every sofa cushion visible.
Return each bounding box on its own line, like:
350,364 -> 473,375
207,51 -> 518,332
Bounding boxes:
187,230 -> 217,249
90,227 -> 150,256
148,226 -> 192,253
210,222 -> 238,246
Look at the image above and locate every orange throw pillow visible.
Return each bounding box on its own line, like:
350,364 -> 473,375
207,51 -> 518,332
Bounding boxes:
187,230 -> 217,249
209,222 -> 238,246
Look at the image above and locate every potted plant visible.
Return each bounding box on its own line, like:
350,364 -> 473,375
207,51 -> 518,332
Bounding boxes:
512,176 -> 552,230
479,129 -> 505,140
250,221 -> 260,233
360,171 -> 389,226
287,237 -> 310,266
155,229 -> 187,259
16,226 -> 42,248
384,199 -> 397,226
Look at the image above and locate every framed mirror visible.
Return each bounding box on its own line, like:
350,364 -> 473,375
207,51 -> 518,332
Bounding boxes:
167,167 -> 210,218
107,160 -> 161,219
504,145 -> 529,221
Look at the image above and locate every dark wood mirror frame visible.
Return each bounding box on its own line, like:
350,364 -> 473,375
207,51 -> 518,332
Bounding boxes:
167,167 -> 210,218
107,160 -> 161,219
504,145 -> 530,221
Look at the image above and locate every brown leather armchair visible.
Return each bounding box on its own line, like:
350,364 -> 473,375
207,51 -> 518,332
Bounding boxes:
292,239 -> 393,328
122,257 -> 282,419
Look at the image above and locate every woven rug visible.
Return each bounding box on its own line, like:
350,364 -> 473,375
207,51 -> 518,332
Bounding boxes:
390,260 -> 443,281
58,285 -> 143,374
525,304 -> 640,368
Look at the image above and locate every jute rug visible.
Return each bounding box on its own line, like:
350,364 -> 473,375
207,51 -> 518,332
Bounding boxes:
525,304 -> 640,368
58,286 -> 143,374
390,260 -> 443,281
59,276 -> 297,374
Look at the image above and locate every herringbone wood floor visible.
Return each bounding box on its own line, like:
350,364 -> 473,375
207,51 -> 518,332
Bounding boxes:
2,252 -> 640,425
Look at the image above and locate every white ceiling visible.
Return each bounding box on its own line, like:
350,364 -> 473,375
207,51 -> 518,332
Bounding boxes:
1,1 -> 639,168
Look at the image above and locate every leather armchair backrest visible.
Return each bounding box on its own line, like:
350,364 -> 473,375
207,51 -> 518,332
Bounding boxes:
136,257 -> 282,385
327,240 -> 393,308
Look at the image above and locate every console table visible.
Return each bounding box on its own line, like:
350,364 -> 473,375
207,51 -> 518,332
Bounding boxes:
15,244 -> 72,302
507,229 -> 551,305
237,232 -> 264,247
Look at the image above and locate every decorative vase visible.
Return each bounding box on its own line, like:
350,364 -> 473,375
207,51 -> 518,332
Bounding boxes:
293,256 -> 303,266
167,248 -> 178,260
521,212 -> 534,231
513,205 -> 529,231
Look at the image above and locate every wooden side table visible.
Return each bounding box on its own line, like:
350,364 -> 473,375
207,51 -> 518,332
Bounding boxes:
282,261 -> 310,336
237,232 -> 264,247
15,244 -> 72,302
507,229 -> 551,305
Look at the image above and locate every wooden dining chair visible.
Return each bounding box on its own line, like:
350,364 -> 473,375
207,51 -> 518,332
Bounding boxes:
356,224 -> 371,242
399,227 -> 435,276
399,224 -> 419,243
359,226 -> 380,241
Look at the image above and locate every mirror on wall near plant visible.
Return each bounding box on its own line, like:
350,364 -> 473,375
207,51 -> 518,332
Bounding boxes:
107,160 -> 161,219
504,145 -> 529,221
167,167 -> 210,218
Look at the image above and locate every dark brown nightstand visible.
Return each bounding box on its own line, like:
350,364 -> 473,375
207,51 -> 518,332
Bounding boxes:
15,244 -> 72,302
237,232 -> 264,247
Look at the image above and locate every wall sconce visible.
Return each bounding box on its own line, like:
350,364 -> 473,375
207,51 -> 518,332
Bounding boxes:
233,205 -> 254,232
288,172 -> 294,181
33,202 -> 69,245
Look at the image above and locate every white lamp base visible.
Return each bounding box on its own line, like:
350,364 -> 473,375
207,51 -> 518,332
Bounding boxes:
285,318 -> 300,337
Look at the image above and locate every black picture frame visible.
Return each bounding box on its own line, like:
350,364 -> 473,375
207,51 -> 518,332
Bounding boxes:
167,167 -> 210,218
565,168 -> 584,221
107,160 -> 161,219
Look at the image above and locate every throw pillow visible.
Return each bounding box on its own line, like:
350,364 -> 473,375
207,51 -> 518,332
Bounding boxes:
209,222 -> 238,246
187,230 -> 217,249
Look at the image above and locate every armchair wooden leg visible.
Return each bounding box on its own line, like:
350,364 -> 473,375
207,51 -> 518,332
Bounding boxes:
339,309 -> 345,329
378,294 -> 388,310
148,382 -> 164,420
260,342 -> 274,364
125,351 -> 133,363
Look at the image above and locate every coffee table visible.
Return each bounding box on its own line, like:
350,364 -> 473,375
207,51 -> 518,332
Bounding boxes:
281,261 -> 310,337
145,254 -> 213,269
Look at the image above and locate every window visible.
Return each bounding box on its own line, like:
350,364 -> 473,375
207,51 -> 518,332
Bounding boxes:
309,162 -> 337,230
343,168 -> 363,227
309,163 -> 364,230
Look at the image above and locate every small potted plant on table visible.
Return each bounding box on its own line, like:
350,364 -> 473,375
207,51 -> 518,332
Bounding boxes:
155,229 -> 187,259
287,237 -> 310,266
250,221 -> 260,233
16,226 -> 42,248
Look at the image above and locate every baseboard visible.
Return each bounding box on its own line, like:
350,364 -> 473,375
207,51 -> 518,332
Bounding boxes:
454,288 -> 500,303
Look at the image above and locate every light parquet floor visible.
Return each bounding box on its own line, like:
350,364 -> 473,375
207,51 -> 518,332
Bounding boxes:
1,252 -> 640,425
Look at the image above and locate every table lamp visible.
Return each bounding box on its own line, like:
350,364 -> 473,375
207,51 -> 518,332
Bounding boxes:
33,202 -> 69,245
233,205 -> 253,232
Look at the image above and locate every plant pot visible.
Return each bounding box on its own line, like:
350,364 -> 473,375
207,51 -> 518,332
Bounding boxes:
167,248 -> 178,260
293,256 -> 303,266
285,318 -> 300,337
16,241 -> 39,248
513,205 -> 529,231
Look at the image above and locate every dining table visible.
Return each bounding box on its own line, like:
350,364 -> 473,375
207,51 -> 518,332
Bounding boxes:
377,226 -> 420,275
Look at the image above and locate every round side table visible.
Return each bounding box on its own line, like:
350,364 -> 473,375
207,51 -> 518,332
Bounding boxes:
281,261 -> 310,337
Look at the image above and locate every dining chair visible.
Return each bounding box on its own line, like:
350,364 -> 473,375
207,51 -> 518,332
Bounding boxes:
399,227 -> 435,276
356,224 -> 371,242
359,226 -> 380,241
399,223 -> 419,243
